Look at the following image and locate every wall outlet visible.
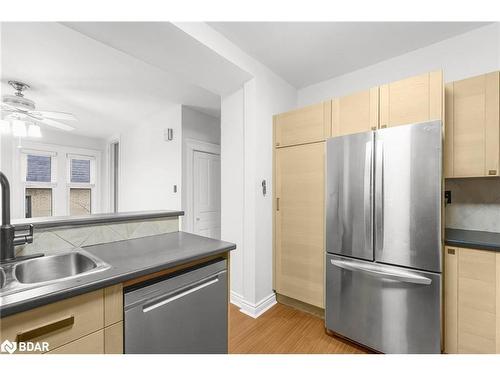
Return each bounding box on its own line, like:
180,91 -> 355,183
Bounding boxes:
444,190 -> 451,204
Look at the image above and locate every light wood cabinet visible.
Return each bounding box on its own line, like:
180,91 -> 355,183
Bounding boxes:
274,102 -> 331,147
444,246 -> 500,354
379,71 -> 443,128
445,71 -> 500,178
331,87 -> 379,136
0,290 -> 104,353
274,142 -> 325,308
104,321 -> 124,354
47,330 -> 105,354
0,284 -> 124,354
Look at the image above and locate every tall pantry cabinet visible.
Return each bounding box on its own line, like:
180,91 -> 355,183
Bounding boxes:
273,102 -> 331,308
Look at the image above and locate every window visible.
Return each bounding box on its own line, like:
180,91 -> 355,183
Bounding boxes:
71,159 -> 91,183
26,155 -> 51,182
22,151 -> 56,218
69,188 -> 91,216
67,154 -> 96,216
13,143 -> 101,220
25,188 -> 52,218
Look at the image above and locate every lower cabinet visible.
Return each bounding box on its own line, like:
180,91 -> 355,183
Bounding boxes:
47,330 -> 105,354
0,285 -> 123,354
444,246 -> 500,353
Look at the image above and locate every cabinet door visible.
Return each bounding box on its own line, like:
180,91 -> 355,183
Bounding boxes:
331,87 -> 379,136
445,72 -> 500,177
274,102 -> 331,147
275,142 -> 325,308
379,71 -> 443,128
46,330 -> 104,354
457,248 -> 497,354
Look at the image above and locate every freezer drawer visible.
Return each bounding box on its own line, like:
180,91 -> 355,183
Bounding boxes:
325,254 -> 441,353
326,131 -> 374,260
124,259 -> 228,354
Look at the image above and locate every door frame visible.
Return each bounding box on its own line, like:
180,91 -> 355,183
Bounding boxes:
184,138 -> 221,234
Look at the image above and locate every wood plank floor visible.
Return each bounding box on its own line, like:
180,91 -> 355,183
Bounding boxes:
229,303 -> 371,354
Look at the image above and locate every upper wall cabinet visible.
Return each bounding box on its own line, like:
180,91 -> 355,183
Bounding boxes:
274,102 -> 331,147
445,71 -> 500,178
379,71 -> 443,128
331,87 -> 379,137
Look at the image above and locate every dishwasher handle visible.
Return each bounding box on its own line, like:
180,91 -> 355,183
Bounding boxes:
142,271 -> 225,313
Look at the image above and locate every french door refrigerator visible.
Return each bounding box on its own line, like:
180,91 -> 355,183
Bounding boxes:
325,120 -> 442,354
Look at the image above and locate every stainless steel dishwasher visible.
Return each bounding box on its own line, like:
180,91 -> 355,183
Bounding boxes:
124,258 -> 228,354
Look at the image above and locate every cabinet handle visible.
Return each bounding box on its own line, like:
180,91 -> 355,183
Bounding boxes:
276,197 -> 280,211
447,248 -> 456,255
16,316 -> 74,343
371,126 -> 377,130
488,170 -> 497,176
275,142 -> 280,147
381,124 -> 387,129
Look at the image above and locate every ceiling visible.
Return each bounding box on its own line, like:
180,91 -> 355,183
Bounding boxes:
1,22 -> 250,139
209,22 -> 491,88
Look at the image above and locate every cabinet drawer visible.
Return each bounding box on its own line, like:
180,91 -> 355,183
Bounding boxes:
0,290 -> 104,353
46,330 -> 104,354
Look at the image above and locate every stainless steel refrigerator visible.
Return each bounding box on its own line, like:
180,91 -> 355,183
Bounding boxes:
325,120 -> 442,354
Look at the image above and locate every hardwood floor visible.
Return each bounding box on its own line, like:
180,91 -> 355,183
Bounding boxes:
229,303 -> 371,354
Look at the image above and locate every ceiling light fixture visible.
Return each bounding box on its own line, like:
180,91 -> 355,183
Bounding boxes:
12,119 -> 27,137
27,124 -> 42,138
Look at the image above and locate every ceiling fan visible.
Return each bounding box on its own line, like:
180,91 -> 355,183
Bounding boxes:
1,80 -> 76,132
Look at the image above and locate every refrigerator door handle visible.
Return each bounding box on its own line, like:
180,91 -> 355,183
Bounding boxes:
330,259 -> 432,285
363,141 -> 373,250
375,139 -> 384,251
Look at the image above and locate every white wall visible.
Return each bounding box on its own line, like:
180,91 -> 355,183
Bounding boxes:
220,89 -> 245,296
119,104 -> 182,212
181,106 -> 220,145
175,22 -> 298,316
298,23 -> 500,106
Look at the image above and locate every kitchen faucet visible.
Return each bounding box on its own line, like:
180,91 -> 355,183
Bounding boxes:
0,171 -> 40,264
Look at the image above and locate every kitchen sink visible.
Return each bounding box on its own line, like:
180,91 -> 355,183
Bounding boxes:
14,251 -> 109,285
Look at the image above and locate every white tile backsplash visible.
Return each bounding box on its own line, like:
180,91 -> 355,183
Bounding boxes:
445,178 -> 500,232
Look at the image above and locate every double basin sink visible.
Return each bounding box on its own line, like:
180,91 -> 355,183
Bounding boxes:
0,250 -> 110,296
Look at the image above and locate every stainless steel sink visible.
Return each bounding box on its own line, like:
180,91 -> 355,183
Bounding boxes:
14,251 -> 109,285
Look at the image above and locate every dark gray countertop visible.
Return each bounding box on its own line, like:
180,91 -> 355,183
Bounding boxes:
12,210 -> 184,229
445,228 -> 500,252
0,231 -> 235,318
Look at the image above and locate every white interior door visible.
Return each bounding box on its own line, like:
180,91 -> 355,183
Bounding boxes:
193,150 -> 221,239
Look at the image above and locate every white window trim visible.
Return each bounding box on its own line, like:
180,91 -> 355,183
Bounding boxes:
12,140 -> 102,219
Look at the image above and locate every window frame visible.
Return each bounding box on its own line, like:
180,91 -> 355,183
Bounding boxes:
20,149 -> 57,218
12,141 -> 102,219
66,153 -> 96,216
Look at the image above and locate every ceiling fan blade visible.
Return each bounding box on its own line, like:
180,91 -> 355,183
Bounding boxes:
1,102 -> 19,112
30,110 -> 77,121
27,115 -> 75,131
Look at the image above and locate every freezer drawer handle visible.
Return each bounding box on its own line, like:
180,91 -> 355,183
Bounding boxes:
330,259 -> 432,285
142,274 -> 221,313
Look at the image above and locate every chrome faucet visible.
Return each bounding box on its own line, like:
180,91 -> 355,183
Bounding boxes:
0,171 -> 39,264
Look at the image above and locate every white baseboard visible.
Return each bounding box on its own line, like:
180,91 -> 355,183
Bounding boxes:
230,291 -> 277,319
